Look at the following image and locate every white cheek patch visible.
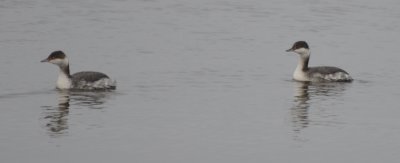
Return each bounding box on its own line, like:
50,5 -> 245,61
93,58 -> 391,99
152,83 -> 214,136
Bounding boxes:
294,48 -> 307,54
49,59 -> 62,64
49,58 -> 68,66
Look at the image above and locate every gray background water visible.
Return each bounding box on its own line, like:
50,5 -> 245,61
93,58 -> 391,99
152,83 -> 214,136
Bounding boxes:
1,0 -> 400,162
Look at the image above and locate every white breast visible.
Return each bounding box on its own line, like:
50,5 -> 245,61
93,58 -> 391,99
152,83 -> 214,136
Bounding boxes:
56,72 -> 72,89
293,67 -> 309,82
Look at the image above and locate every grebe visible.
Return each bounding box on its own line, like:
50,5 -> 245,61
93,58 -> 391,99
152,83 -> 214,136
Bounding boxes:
286,41 -> 353,82
41,51 -> 116,90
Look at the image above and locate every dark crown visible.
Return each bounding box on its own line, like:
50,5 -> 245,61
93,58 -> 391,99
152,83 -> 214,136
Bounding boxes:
48,51 -> 66,60
291,41 -> 309,50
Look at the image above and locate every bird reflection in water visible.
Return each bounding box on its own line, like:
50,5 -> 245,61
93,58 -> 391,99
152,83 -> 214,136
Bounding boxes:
291,82 -> 310,132
70,90 -> 109,110
42,90 -> 70,137
290,81 -> 350,134
41,90 -> 113,137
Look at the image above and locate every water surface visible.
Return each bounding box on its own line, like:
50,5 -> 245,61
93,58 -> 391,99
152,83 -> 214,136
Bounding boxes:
1,0 -> 400,162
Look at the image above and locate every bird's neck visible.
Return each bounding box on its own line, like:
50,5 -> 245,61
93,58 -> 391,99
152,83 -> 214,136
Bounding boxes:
296,50 -> 310,72
57,63 -> 72,89
60,64 -> 71,78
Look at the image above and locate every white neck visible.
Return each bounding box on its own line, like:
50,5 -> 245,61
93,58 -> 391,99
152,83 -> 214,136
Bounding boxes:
295,56 -> 308,71
293,49 -> 311,81
57,68 -> 72,89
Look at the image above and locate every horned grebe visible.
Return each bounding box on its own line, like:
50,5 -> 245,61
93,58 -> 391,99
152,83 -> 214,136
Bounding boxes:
41,51 -> 116,90
286,41 -> 353,82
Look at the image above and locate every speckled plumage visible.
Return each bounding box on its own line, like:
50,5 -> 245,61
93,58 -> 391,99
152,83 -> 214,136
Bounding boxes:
287,41 -> 353,82
42,51 -> 116,90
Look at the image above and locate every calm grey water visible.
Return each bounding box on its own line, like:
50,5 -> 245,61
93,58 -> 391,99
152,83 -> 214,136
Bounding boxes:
1,0 -> 400,162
